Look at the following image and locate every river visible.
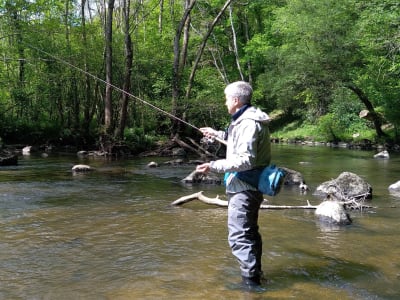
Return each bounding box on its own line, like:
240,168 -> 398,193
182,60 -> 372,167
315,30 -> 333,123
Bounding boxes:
0,144 -> 399,299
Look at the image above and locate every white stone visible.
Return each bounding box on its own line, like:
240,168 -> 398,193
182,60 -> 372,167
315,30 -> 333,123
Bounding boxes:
388,180 -> 400,191
374,150 -> 389,159
72,164 -> 92,172
315,201 -> 351,224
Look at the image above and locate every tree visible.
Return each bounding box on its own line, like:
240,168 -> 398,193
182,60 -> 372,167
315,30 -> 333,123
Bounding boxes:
185,0 -> 234,100
354,0 -> 400,139
104,0 -> 115,138
115,0 -> 133,140
171,0 -> 196,136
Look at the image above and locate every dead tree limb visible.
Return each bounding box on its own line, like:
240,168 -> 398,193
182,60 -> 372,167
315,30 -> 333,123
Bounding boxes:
171,191 -> 318,209
172,191 -> 228,207
172,135 -> 204,157
186,137 -> 215,157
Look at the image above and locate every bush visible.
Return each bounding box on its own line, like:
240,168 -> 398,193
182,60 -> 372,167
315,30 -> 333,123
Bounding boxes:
124,127 -> 159,153
0,118 -> 63,145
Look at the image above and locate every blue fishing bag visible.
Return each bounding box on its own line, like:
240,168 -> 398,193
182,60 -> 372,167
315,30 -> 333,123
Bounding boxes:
226,165 -> 287,196
258,165 -> 286,196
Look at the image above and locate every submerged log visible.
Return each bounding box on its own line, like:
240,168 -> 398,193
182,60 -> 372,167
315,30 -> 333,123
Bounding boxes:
171,191 -> 318,209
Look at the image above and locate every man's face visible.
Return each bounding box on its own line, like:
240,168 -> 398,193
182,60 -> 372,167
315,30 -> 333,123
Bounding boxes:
225,94 -> 239,115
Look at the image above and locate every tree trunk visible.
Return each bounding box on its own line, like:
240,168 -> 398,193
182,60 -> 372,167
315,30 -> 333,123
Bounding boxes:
81,0 -> 92,137
185,0 -> 234,100
345,83 -> 387,138
158,0 -> 164,34
104,0 -> 115,134
180,0 -> 191,70
171,0 -> 196,136
11,10 -> 26,118
115,0 -> 133,140
243,13 -> 253,84
229,5 -> 244,81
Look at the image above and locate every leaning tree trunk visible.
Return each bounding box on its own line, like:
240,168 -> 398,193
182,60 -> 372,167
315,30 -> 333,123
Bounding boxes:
171,0 -> 196,137
185,0 -> 234,100
228,4 -> 244,81
346,83 -> 387,138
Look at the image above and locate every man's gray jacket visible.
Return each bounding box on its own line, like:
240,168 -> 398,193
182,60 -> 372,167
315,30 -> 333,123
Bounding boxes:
209,106 -> 271,193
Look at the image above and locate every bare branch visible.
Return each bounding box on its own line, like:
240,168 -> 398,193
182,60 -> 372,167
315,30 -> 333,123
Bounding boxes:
171,192 -> 318,209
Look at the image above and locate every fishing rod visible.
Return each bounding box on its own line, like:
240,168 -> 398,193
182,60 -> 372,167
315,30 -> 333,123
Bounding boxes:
25,42 -> 227,146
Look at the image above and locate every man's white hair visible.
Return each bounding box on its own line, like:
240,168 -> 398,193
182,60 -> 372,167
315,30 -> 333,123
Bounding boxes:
224,81 -> 253,104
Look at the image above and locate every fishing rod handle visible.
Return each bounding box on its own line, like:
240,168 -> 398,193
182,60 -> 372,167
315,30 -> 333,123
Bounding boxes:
214,137 -> 227,146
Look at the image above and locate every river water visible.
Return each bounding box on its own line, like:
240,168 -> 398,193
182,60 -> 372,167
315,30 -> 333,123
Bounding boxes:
0,144 -> 399,299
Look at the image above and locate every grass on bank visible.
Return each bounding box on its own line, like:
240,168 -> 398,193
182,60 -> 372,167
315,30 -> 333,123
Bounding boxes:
272,120 -> 377,144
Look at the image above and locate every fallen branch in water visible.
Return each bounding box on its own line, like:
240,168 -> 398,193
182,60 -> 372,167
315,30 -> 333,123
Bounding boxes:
171,191 -> 318,209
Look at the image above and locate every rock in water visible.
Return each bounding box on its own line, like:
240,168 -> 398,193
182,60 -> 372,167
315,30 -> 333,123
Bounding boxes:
314,171 -> 372,201
72,164 -> 93,173
373,150 -> 389,159
181,170 -> 221,185
315,200 -> 352,225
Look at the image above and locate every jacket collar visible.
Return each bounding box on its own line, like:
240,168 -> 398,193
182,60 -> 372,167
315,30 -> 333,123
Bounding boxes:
231,104 -> 251,121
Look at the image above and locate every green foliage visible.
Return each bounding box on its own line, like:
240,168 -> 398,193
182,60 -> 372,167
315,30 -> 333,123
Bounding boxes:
123,127 -> 159,153
0,0 -> 399,148
354,0 -> 400,130
0,117 -> 62,144
317,89 -> 374,142
273,121 -> 319,141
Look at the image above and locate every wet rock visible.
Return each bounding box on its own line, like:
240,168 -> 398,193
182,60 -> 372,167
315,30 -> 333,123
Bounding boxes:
374,150 -> 389,159
314,171 -> 372,201
72,164 -> 93,173
281,167 -> 305,185
388,180 -> 400,197
315,200 -> 352,225
147,161 -> 158,168
389,180 -> 400,191
181,170 -> 221,185
77,150 -> 89,157
22,146 -> 32,155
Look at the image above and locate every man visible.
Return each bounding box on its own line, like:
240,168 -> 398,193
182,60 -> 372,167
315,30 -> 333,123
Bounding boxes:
196,81 -> 271,288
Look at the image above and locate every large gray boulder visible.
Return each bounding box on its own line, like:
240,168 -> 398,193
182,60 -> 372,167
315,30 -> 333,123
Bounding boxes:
314,171 -> 372,201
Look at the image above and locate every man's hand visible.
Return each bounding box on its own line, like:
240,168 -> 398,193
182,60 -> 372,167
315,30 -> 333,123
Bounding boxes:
199,127 -> 217,138
196,162 -> 211,173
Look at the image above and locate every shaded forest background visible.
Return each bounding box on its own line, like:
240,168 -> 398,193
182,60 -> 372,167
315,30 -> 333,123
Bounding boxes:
1,0 -> 399,154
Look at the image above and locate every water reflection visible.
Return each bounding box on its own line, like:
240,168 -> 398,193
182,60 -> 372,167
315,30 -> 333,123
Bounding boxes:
316,224 -> 342,252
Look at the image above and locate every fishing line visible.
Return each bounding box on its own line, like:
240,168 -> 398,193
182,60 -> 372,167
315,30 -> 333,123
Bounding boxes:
25,42 -> 200,131
24,42 -> 227,145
